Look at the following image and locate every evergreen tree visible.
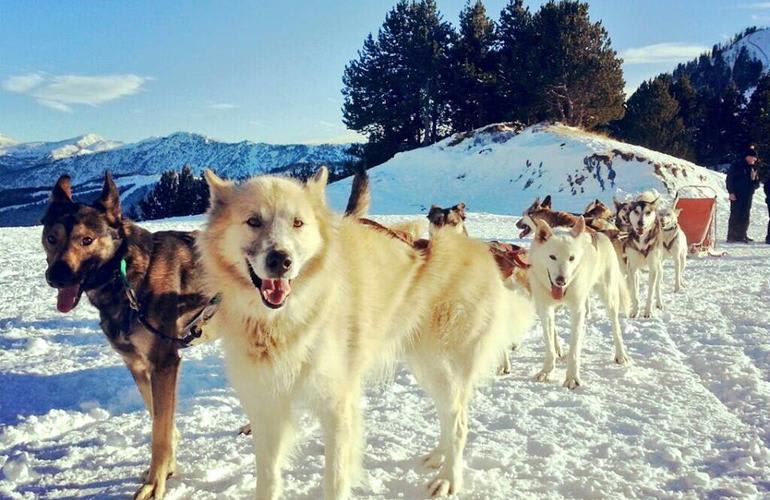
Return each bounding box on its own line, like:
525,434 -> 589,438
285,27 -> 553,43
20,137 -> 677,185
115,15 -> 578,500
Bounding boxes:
745,74 -> 770,178
732,46 -> 763,92
447,0 -> 499,132
619,76 -> 690,158
697,81 -> 748,165
138,170 -> 179,220
174,164 -> 197,216
496,0 -> 534,123
516,1 -> 625,127
342,0 -> 455,165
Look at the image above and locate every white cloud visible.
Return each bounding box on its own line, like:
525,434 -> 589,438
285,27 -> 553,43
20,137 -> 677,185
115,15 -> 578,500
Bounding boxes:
620,43 -> 708,65
2,73 -> 148,112
208,102 -> 238,110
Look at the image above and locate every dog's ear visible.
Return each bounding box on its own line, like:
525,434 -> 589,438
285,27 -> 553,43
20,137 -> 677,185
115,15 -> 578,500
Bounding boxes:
673,207 -> 683,219
534,218 -> 552,242
306,166 -> 328,203
51,175 -> 73,204
542,195 -> 552,209
428,205 -> 442,221
613,196 -> 623,211
455,202 -> 466,218
203,169 -> 234,208
571,216 -> 586,237
93,171 -> 122,227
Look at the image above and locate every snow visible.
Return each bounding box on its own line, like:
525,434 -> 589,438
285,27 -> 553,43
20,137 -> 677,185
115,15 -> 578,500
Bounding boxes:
327,123 -> 730,217
1,200 -> 769,498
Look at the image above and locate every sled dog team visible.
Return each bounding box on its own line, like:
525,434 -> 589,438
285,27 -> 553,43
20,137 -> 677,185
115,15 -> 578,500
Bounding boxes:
40,169 -> 687,499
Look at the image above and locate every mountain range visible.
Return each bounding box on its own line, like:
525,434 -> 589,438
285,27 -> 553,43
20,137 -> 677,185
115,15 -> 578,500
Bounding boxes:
0,132 -> 353,226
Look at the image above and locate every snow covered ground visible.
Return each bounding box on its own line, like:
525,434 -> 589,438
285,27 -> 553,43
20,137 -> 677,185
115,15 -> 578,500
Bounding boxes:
1,206 -> 770,499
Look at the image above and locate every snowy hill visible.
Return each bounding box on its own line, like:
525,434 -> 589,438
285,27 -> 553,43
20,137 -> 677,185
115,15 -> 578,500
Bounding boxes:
0,134 -> 18,147
328,122 -> 731,216
0,132 -> 353,226
722,28 -> 770,70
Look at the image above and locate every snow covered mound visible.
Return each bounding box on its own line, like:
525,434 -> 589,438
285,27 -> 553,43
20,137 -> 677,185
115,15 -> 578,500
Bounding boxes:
0,133 -> 122,167
0,134 -> 18,147
328,123 -> 729,216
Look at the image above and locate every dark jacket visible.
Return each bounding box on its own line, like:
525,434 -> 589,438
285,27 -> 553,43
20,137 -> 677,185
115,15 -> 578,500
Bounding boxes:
726,159 -> 760,197
764,173 -> 770,203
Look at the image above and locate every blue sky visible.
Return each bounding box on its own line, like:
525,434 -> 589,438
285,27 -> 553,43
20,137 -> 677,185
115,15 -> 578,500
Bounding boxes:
1,0 -> 768,144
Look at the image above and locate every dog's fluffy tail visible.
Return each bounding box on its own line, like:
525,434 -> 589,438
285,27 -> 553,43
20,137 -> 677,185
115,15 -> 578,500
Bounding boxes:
388,219 -> 428,242
344,166 -> 370,218
506,286 -> 535,350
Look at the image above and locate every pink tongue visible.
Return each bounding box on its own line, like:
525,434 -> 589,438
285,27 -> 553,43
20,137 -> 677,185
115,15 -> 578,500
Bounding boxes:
260,279 -> 292,306
551,285 -> 565,300
57,285 -> 80,313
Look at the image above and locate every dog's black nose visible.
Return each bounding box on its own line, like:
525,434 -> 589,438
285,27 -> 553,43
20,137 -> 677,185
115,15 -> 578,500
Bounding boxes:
46,261 -> 77,287
266,250 -> 292,275
555,276 -> 566,286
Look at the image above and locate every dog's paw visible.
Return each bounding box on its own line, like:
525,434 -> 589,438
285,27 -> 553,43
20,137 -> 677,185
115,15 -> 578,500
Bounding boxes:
642,310 -> 653,319
136,462 -> 175,500
422,449 -> 445,469
239,423 -> 252,436
563,376 -> 581,390
534,370 -> 552,383
614,353 -> 631,365
497,366 -> 511,376
427,474 -> 462,497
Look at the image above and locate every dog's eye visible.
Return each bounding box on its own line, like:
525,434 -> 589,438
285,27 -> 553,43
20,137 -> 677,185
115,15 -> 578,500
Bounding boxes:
46,235 -> 56,245
549,255 -> 556,261
293,218 -> 304,228
246,216 -> 262,228
81,236 -> 94,247
569,255 -> 575,262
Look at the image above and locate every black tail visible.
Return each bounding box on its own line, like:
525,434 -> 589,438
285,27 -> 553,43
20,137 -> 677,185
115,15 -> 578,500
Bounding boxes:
344,166 -> 370,218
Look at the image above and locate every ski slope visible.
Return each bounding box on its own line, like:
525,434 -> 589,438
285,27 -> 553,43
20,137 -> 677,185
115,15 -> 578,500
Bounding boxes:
1,204 -> 769,498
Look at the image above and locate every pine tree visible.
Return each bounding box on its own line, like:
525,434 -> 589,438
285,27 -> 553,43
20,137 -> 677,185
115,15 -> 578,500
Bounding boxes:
732,46 -> 763,92
447,0 -> 499,132
496,0 -> 533,123
174,164 -> 197,216
619,76 -> 689,158
510,0 -> 625,128
697,81 -> 748,165
745,74 -> 770,178
138,170 -> 179,220
342,0 -> 455,165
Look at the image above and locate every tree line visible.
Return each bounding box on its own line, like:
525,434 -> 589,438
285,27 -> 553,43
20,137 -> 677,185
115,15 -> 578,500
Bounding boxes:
617,27 -> 768,170
342,0 -> 625,166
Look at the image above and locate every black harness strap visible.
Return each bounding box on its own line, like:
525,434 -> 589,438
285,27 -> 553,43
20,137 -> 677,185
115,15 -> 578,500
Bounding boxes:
119,259 -> 221,348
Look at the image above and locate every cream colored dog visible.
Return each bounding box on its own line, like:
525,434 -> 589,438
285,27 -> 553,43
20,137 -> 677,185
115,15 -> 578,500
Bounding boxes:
197,168 -> 533,499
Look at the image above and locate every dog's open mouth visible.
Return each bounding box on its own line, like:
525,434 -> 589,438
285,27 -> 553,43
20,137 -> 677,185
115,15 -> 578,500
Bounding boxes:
517,222 -> 532,239
56,285 -> 82,313
246,260 -> 292,309
547,271 -> 566,300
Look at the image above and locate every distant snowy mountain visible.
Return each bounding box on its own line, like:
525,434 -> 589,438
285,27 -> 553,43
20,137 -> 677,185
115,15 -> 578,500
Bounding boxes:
722,28 -> 770,70
0,132 -> 353,226
328,122 -> 731,216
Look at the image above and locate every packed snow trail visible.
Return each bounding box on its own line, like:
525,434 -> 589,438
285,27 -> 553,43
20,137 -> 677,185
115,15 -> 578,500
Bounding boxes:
0,212 -> 769,499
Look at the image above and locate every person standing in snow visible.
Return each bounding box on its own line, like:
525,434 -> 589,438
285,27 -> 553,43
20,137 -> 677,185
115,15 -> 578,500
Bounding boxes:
726,145 -> 760,243
764,172 -> 770,244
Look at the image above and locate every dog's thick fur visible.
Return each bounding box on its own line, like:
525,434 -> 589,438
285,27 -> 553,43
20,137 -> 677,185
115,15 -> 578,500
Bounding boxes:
41,173 -> 216,500
658,206 -> 687,293
623,192 -> 664,318
527,216 -> 630,389
197,168 -> 533,499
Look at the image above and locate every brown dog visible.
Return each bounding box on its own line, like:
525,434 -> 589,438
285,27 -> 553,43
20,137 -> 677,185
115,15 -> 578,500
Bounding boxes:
427,202 -> 468,236
41,172 -> 221,500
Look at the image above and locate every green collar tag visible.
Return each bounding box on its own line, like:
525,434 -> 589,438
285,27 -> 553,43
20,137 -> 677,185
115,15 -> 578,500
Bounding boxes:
120,258 -> 129,283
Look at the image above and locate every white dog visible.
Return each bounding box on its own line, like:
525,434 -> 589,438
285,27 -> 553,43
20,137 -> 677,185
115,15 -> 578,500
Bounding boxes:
197,168 -> 533,499
527,216 -> 630,389
658,206 -> 687,293
623,193 -> 664,318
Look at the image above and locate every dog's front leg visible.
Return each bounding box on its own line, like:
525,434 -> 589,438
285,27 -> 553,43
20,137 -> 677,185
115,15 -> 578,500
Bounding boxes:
134,350 -> 180,500
627,268 -> 639,318
251,397 -> 294,500
655,261 -> 664,309
674,252 -> 684,292
643,262 -> 659,318
564,302 -> 586,389
534,307 -> 557,382
320,394 -> 361,500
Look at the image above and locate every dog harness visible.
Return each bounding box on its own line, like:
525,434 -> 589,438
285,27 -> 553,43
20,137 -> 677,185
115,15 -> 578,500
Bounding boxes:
119,258 -> 221,348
